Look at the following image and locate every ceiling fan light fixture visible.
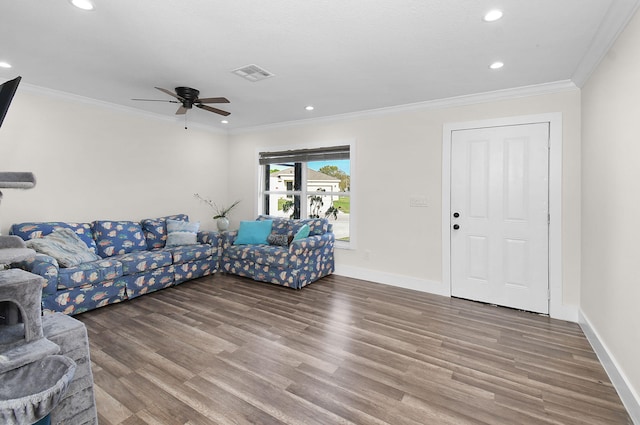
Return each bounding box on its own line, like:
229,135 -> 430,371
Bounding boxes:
483,10 -> 503,22
489,61 -> 504,70
221,120 -> 229,124
305,105 -> 315,111
70,0 -> 95,11
0,62 -> 12,69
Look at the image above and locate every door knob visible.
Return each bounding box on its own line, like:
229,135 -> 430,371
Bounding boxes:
453,224 -> 460,230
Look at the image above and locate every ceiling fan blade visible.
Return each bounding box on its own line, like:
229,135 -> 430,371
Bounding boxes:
176,106 -> 188,115
196,104 -> 230,116
132,98 -> 180,103
155,87 -> 182,100
195,97 -> 230,104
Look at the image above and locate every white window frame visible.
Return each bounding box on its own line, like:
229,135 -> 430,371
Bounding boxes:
256,140 -> 355,250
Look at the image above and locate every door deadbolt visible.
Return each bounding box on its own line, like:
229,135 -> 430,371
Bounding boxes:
453,212 -> 460,218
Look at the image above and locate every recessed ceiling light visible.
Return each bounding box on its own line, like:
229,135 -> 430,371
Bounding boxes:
70,0 -> 95,11
484,10 -> 503,22
305,105 -> 314,111
489,61 -> 504,70
0,62 -> 11,69
221,120 -> 229,124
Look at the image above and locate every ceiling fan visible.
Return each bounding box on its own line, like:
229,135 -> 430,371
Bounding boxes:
133,86 -> 230,117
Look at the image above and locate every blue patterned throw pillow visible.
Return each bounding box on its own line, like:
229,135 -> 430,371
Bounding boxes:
166,219 -> 200,247
92,220 -> 148,257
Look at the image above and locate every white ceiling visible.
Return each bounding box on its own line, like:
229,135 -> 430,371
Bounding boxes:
1,0 -> 638,131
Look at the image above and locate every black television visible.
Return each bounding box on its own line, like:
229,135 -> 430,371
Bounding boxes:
0,76 -> 21,128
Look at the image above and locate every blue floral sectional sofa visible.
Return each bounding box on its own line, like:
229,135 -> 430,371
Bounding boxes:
9,214 -> 220,315
220,216 -> 335,289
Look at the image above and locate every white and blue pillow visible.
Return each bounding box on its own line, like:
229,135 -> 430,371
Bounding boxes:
166,219 -> 200,247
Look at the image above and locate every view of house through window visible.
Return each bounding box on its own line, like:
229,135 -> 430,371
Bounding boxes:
260,146 -> 351,243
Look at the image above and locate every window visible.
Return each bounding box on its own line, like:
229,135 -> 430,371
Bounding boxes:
259,145 -> 351,245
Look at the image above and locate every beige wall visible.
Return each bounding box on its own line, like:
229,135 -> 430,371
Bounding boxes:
0,76 -> 584,320
0,89 -> 229,234
582,8 -> 640,402
228,90 -> 582,311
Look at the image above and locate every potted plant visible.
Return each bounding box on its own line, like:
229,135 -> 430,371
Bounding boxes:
194,193 -> 240,231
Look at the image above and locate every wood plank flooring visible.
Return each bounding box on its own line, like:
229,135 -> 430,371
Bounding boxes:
77,274 -> 632,424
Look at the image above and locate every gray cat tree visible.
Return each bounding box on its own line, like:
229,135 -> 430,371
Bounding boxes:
0,172 -> 97,425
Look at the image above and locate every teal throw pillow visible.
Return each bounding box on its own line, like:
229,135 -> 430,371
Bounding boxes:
293,224 -> 310,241
234,220 -> 273,245
166,219 -> 200,247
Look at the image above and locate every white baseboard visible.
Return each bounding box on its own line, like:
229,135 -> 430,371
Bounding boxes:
550,303 -> 579,323
334,266 -> 578,322
334,265 -> 450,297
579,310 -> 640,424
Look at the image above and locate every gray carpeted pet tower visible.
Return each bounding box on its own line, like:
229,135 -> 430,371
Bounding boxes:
0,77 -> 98,424
0,173 -> 98,425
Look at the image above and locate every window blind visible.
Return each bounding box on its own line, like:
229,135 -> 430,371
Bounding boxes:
259,145 -> 350,165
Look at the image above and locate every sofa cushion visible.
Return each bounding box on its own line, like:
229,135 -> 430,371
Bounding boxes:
223,245 -> 256,261
25,228 -> 100,267
93,220 -> 148,257
57,258 -> 123,290
10,221 -> 98,253
257,216 -> 293,236
164,244 -> 213,265
166,219 -> 199,247
257,216 -> 328,236
293,218 -> 329,236
140,214 -> 189,250
234,220 -> 273,245
254,245 -> 296,268
110,250 -> 173,275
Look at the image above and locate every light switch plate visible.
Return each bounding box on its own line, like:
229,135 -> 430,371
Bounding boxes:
410,196 -> 428,207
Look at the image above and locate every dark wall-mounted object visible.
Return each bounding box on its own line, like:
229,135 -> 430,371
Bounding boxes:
0,76 -> 21,129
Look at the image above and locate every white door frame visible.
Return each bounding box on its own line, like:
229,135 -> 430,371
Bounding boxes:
442,113 -> 567,320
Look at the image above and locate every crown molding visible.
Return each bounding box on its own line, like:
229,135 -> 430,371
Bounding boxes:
18,83 -> 228,135
230,80 -> 578,135
572,0 -> 640,87
14,79 -> 579,137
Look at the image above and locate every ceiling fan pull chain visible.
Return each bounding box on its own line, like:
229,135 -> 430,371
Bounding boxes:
185,113 -> 188,130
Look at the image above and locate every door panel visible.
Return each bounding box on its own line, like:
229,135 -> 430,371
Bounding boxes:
450,123 -> 549,314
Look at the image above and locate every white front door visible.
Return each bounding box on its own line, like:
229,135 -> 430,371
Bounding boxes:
450,123 -> 550,314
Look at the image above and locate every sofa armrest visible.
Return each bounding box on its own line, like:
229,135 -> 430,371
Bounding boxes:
290,233 -> 335,256
220,230 -> 238,250
12,254 -> 59,296
197,230 -> 221,246
198,230 -> 222,257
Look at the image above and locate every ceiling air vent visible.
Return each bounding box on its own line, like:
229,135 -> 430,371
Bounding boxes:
231,64 -> 275,82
